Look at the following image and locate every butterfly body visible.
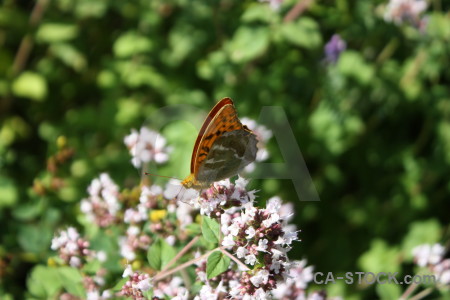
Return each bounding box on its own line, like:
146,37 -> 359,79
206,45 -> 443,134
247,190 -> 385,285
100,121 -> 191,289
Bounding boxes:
181,98 -> 257,190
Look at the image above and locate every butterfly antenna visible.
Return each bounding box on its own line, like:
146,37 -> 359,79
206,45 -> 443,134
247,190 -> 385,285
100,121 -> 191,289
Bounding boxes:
144,172 -> 182,181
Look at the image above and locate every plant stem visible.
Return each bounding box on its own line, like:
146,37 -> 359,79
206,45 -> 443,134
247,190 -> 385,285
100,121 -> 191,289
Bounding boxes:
161,236 -> 200,273
153,248 -> 218,282
408,288 -> 433,300
283,0 -> 314,23
220,247 -> 249,271
400,282 -> 418,300
12,0 -> 49,75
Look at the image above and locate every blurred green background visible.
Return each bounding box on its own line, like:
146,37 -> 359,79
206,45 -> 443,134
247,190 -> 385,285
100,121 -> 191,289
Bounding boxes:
1,0 -> 449,298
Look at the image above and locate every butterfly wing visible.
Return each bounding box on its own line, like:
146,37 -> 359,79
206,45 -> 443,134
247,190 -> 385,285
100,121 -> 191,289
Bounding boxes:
191,98 -> 237,175
196,128 -> 257,184
188,97 -> 258,187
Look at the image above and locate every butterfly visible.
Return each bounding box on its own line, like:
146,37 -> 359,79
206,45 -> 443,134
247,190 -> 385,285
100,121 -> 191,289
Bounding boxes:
180,98 -> 258,190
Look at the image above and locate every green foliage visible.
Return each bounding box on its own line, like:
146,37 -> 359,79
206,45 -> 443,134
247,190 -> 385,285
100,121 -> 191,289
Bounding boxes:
27,266 -> 85,298
147,238 -> 176,271
201,216 -> 220,244
206,251 -> 231,279
1,0 -> 449,298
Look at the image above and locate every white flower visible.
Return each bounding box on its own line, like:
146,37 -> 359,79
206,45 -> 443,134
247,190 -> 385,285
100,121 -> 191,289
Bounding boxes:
254,288 -> 270,300
67,227 -> 80,240
266,196 -> 281,214
86,290 -> 100,300
222,234 -> 235,248
282,228 -> 299,245
413,243 -> 445,267
96,251 -> 107,262
172,289 -> 189,300
270,259 -> 282,274
440,269 -> 450,285
262,213 -> 280,227
229,280 -> 241,297
194,285 -> 218,300
250,269 -> 269,287
245,254 -> 257,265
165,235 -> 176,246
245,226 -> 256,239
136,277 -> 152,291
127,225 -> 140,236
81,173 -> 120,226
271,248 -> 285,260
236,247 -> 249,259
229,223 -> 241,236
69,256 -> 81,268
235,176 -> 249,189
119,240 -> 136,261
432,259 -> 450,285
122,265 -> 133,278
221,213 -> 232,235
256,239 -> 269,252
384,0 -> 427,25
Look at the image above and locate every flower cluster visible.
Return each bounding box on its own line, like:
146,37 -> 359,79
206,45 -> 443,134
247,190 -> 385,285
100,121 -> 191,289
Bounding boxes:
51,121 -> 322,300
153,276 -> 189,300
124,126 -> 171,168
80,173 -> 121,227
217,197 -> 298,298
413,243 -> 450,285
51,227 -> 92,268
124,185 -> 163,224
192,177 -> 257,217
384,0 -> 428,28
272,259 -> 332,300
119,226 -> 152,261
119,181 -> 194,262
81,270 -> 112,300
120,265 -> 153,300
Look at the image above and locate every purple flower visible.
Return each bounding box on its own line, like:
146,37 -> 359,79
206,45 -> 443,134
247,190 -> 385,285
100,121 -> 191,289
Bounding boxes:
324,34 -> 347,64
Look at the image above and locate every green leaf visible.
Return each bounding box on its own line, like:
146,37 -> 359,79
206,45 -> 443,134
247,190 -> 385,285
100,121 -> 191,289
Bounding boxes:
58,267 -> 85,297
376,283 -> 401,300
50,43 -> 87,72
147,238 -> 176,270
12,71 -> 48,101
113,31 -> 153,58
27,266 -> 61,298
18,223 -> 53,253
11,198 -> 43,220
206,251 -> 230,279
358,239 -> 400,274
0,176 -> 18,208
36,23 -> 78,43
185,223 -> 201,235
337,51 -> 375,85
112,277 -> 129,292
427,13 -> 450,40
228,26 -> 269,63
75,0 -> 108,18
201,216 -> 220,244
280,17 -> 322,49
401,219 -> 441,261
82,260 -> 101,273
241,4 -> 275,23
115,98 -> 141,126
